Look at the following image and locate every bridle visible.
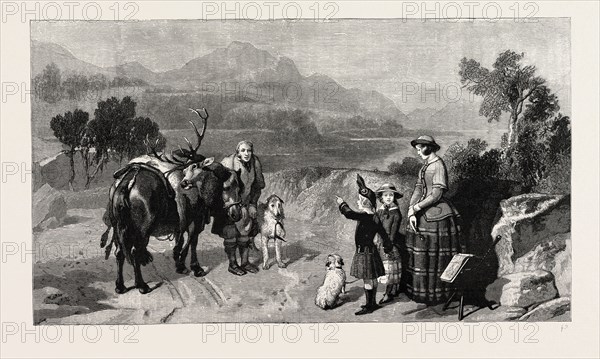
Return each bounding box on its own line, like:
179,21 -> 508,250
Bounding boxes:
223,200 -> 242,211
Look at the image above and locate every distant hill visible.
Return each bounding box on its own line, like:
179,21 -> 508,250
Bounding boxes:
32,40 -> 156,82
32,40 -> 409,132
32,41 -> 106,76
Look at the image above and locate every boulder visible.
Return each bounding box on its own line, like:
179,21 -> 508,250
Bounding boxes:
552,238 -> 572,297
33,184 -> 67,229
33,287 -> 71,306
514,233 -> 571,296
465,306 -> 527,322
491,194 -> 570,276
485,270 -> 558,307
519,297 -> 571,321
38,217 -> 60,231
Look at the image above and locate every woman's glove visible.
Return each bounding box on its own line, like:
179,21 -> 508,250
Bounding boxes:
409,215 -> 418,233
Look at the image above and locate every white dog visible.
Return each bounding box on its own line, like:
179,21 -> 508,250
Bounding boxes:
254,194 -> 287,269
315,254 -> 347,310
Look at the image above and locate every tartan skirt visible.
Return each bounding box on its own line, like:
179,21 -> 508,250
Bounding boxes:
350,246 -> 385,280
405,215 -> 465,304
377,246 -> 402,285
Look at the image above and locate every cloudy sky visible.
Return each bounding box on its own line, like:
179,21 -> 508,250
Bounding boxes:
31,19 -> 570,112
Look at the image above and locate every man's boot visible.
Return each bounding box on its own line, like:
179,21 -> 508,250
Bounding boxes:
225,244 -> 246,276
239,241 -> 259,274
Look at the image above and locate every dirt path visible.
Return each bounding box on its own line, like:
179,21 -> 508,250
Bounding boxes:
34,209 -> 478,324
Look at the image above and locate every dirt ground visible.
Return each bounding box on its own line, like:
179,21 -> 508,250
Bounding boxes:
33,208 -> 513,325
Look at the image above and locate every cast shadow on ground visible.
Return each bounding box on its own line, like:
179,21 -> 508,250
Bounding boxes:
250,241 -> 321,268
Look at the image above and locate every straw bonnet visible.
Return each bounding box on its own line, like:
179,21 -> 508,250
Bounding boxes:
375,183 -> 403,199
410,135 -> 440,152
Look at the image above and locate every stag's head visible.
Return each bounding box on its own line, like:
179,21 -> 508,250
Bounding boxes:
145,107 -> 209,167
180,157 -> 215,190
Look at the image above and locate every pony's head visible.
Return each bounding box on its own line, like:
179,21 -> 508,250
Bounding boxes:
181,159 -> 243,223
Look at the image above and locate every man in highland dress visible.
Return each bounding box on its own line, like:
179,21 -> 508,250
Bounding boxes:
212,140 -> 266,276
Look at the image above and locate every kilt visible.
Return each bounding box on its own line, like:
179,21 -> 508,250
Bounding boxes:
350,246 -> 385,280
405,215 -> 465,304
377,246 -> 402,285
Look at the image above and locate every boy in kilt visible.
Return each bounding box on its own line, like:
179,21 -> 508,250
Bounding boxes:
335,174 -> 393,315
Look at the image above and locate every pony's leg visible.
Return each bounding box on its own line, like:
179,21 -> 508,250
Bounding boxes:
174,193 -> 189,274
115,247 -> 127,294
189,223 -> 206,277
172,230 -> 182,261
275,239 -> 287,268
133,251 -> 151,294
261,236 -> 270,270
175,232 -> 191,274
173,230 -> 188,273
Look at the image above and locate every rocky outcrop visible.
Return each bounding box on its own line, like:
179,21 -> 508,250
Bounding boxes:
33,184 -> 67,230
519,297 -> 571,321
263,168 -> 414,249
263,167 -> 413,224
486,270 -> 558,307
492,194 -> 570,276
465,306 -> 526,322
514,233 -> 571,296
484,193 -> 571,321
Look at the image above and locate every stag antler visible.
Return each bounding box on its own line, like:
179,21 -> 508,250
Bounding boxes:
186,108 -> 208,152
144,135 -> 186,165
146,107 -> 209,165
175,108 -> 208,161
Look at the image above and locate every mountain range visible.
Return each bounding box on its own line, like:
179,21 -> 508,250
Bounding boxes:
32,40 -> 504,132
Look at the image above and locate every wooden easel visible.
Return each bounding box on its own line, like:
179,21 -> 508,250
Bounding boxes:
442,235 -> 502,321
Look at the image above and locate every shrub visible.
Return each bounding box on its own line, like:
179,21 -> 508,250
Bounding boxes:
388,157 -> 422,176
445,139 -> 501,183
534,151 -> 570,194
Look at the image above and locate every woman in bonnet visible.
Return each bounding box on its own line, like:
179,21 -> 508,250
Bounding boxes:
405,135 -> 466,305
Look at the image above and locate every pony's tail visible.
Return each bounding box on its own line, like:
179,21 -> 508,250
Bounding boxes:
113,180 -> 135,265
100,226 -> 111,248
133,247 -> 154,266
100,205 -> 114,257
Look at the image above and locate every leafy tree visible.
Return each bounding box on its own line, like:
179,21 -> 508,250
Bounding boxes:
88,73 -> 108,93
128,117 -> 166,159
506,112 -> 571,190
459,50 -> 546,147
110,76 -> 149,87
111,116 -> 165,163
63,74 -> 90,100
34,63 -> 63,103
50,109 -> 89,189
83,96 -> 137,187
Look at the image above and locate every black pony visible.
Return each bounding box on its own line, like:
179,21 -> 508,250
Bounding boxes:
100,108 -> 243,294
